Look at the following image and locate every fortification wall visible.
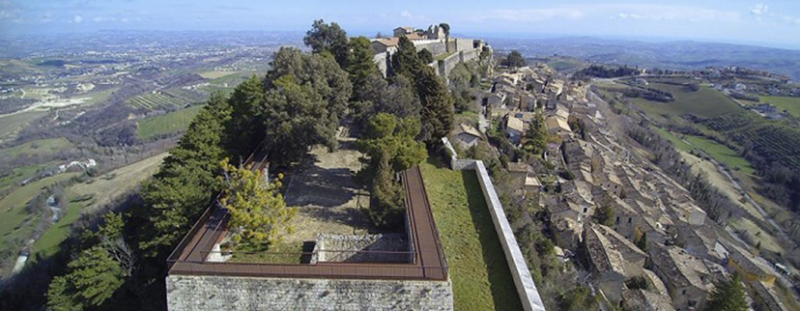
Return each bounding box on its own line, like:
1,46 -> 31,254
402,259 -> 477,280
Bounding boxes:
441,137 -> 546,311
167,275 -> 453,311
461,48 -> 480,63
453,38 -> 474,52
437,52 -> 462,78
313,233 -> 409,263
414,40 -> 447,56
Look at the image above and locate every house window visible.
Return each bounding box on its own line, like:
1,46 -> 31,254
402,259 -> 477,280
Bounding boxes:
688,300 -> 697,307
615,216 -> 620,224
682,289 -> 687,295
583,208 -> 588,213
628,217 -> 632,224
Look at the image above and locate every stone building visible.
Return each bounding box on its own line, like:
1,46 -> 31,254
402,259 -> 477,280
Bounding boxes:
650,246 -> 714,311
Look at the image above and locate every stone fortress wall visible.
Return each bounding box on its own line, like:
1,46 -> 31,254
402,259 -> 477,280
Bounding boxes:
167,275 -> 453,311
441,138 -> 547,311
311,233 -> 410,263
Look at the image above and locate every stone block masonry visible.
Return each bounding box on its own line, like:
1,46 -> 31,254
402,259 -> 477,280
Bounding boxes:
167,275 -> 453,311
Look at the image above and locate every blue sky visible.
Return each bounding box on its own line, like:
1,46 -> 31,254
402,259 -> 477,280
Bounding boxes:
2,0 -> 800,49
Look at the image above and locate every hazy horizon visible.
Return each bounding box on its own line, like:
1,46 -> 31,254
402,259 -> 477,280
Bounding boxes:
2,0 -> 800,50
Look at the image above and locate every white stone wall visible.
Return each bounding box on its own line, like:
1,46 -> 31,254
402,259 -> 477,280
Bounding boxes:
167,275 -> 453,311
441,136 -> 547,311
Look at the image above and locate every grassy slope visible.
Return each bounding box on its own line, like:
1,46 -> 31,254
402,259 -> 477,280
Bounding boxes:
0,111 -> 49,140
32,153 -> 167,259
0,173 -> 79,251
650,126 -> 692,152
420,160 -> 522,311
0,163 -> 56,193
683,135 -> 755,175
0,138 -> 74,159
137,105 -> 203,140
761,96 -> 800,118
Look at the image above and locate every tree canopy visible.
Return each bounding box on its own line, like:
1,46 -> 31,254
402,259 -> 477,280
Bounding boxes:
347,36 -> 380,101
704,274 -> 748,311
504,50 -> 527,68
523,112 -> 547,155
261,47 -> 353,165
303,19 -> 350,68
219,158 -> 295,247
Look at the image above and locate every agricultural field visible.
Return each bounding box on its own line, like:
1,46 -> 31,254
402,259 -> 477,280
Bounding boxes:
32,153 -> 167,259
630,83 -> 742,119
127,91 -> 195,110
650,126 -> 692,152
199,70 -> 238,79
683,135 -> 755,175
137,105 -> 204,140
760,96 -> 800,118
200,71 -> 259,94
0,111 -> 49,141
420,160 -> 522,311
0,138 -> 74,159
0,163 -> 55,193
0,173 -> 80,252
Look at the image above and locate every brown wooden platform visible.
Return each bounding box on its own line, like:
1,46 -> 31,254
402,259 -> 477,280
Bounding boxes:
167,166 -> 448,281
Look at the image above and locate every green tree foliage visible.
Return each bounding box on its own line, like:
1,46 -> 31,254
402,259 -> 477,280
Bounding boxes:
219,158 -> 296,247
416,66 -> 454,143
635,232 -> 649,252
139,93 -> 231,254
47,247 -> 126,310
704,274 -> 748,311
417,49 -> 434,64
303,19 -> 350,67
523,112 -> 547,155
357,113 -> 427,180
557,287 -> 598,311
353,74 -> 421,125
347,36 -> 380,101
504,50 -> 526,68
368,150 -> 406,228
261,47 -> 353,165
390,36 -> 423,79
226,75 -> 265,158
593,205 -> 616,227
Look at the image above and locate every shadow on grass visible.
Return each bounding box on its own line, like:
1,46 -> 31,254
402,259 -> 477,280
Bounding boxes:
461,170 -> 524,311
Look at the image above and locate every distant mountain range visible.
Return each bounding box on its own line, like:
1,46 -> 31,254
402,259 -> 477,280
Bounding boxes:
486,36 -> 800,80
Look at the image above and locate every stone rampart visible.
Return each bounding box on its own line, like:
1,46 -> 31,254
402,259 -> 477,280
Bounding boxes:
313,233 -> 410,263
414,40 -> 447,56
441,137 -> 546,311
167,275 -> 453,311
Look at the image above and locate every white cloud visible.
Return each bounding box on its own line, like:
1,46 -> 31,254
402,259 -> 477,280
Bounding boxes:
612,5 -> 740,22
73,15 -> 83,23
751,3 -> 768,15
400,10 -> 412,19
93,16 -> 116,22
481,7 -> 585,22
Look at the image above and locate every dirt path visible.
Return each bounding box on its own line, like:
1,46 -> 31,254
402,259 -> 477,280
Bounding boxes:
282,127 -> 373,244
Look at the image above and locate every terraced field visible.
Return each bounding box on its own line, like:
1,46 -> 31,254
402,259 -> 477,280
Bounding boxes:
127,89 -> 205,110
137,105 -> 204,140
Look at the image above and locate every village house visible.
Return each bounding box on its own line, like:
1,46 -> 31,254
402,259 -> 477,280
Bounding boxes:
545,116 -> 571,136
452,123 -> 482,149
726,244 -> 778,286
583,223 -> 648,303
650,246 -> 714,311
621,289 -> 677,311
504,114 -> 525,145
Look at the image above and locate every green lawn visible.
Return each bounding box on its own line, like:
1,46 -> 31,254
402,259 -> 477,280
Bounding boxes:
761,96 -> 800,118
420,160 -> 522,311
651,126 -> 693,152
0,173 -> 79,252
137,105 -> 204,140
31,193 -> 94,259
0,162 -> 56,193
631,83 -> 742,119
684,135 -> 755,175
0,138 -> 74,159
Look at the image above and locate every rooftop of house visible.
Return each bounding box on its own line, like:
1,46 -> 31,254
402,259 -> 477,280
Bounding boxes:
622,289 -> 677,311
592,224 -> 647,260
507,161 -> 531,173
545,116 -> 571,133
506,115 -> 525,133
457,123 -> 482,138
651,245 -> 711,290
585,224 -> 627,276
373,37 -> 400,47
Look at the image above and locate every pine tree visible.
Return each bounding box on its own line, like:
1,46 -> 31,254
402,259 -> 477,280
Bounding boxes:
47,247 -> 125,309
347,36 -> 379,101
390,36 -> 422,80
227,75 -> 265,158
704,274 -> 748,311
218,158 -> 296,248
368,150 -> 405,228
415,66 -> 454,143
523,112 -> 547,155
303,19 -> 350,68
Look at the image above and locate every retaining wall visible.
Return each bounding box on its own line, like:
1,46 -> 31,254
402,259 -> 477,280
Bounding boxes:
414,40 -> 447,56
312,233 -> 409,263
441,138 -> 546,311
437,52 -> 462,78
167,275 -> 453,311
